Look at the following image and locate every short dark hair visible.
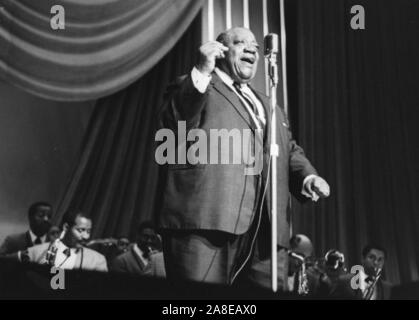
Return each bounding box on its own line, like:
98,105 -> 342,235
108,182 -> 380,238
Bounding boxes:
137,221 -> 155,234
61,209 -> 91,228
216,30 -> 231,46
28,201 -> 52,218
362,243 -> 387,259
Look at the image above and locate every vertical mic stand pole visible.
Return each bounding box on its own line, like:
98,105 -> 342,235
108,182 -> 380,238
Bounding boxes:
268,52 -> 279,293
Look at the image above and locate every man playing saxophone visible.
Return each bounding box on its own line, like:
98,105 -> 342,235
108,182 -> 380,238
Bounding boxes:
359,244 -> 392,300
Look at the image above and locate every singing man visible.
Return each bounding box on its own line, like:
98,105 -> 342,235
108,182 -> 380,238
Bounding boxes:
157,27 -> 329,288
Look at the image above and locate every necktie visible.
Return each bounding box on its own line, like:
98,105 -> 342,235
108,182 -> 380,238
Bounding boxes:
233,82 -> 256,113
233,82 -> 264,129
63,248 -> 71,257
34,237 -> 42,245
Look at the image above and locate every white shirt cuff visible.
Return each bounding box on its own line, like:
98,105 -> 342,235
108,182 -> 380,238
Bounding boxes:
191,67 -> 212,93
301,174 -> 319,201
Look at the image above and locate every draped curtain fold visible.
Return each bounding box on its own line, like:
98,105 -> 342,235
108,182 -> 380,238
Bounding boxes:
0,0 -> 204,101
54,14 -> 201,241
286,0 -> 419,285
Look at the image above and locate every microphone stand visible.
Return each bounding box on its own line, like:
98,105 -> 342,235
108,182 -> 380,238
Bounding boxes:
267,47 -> 279,293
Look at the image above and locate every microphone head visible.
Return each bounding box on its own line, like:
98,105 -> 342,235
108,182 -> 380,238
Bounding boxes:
264,33 -> 279,56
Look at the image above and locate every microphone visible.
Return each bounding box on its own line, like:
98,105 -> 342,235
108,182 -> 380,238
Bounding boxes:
264,33 -> 279,85
264,33 -> 280,293
264,33 -> 279,56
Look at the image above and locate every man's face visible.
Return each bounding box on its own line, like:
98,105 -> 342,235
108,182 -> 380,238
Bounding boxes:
48,226 -> 61,242
65,216 -> 92,249
363,249 -> 385,275
117,238 -> 130,253
222,28 -> 259,84
29,205 -> 52,236
137,228 -> 159,253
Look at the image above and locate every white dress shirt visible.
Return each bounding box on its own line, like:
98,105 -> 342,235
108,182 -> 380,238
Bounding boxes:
29,229 -> 47,244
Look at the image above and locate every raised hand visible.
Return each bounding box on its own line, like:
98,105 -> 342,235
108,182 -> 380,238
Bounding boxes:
196,41 -> 229,76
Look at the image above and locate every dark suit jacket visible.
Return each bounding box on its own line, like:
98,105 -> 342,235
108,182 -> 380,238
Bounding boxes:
158,72 -> 317,247
376,279 -> 392,300
0,231 -> 33,255
109,246 -> 166,278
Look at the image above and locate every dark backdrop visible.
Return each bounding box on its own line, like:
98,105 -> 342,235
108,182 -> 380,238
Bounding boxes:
0,79 -> 93,244
285,0 -> 419,285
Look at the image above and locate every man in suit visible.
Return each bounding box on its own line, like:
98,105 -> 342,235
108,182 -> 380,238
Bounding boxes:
110,221 -> 166,278
313,249 -> 361,299
359,244 -> 392,300
157,27 -> 330,287
0,201 -> 52,255
18,209 -> 107,272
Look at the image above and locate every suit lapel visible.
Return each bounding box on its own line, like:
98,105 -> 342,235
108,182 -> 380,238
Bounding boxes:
251,88 -> 289,152
74,249 -> 82,269
211,74 -> 257,130
250,88 -> 272,185
250,88 -> 272,144
25,230 -> 33,247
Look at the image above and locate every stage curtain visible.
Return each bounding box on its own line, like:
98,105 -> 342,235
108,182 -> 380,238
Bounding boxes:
53,14 -> 201,241
0,0 -> 203,101
286,0 -> 419,285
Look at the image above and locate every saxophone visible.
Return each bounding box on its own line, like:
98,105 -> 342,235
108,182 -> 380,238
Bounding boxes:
289,251 -> 309,295
298,259 -> 309,295
363,268 -> 382,300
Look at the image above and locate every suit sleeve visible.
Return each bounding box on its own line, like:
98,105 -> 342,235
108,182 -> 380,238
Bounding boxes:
0,236 -> 11,255
159,74 -> 207,131
18,245 -> 37,263
26,245 -> 40,263
150,252 -> 166,278
280,108 -> 318,202
109,255 -> 125,273
96,255 -> 108,272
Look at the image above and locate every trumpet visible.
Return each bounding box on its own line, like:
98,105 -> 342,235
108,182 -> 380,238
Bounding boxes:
363,267 -> 382,300
288,251 -> 310,295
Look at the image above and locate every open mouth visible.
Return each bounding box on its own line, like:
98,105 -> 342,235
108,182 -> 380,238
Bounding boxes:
240,56 -> 255,65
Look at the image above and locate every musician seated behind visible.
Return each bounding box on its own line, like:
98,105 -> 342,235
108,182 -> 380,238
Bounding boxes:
359,243 -> 392,300
315,249 -> 360,299
17,209 -> 108,272
109,221 -> 165,278
287,234 -> 315,293
0,201 -> 53,256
